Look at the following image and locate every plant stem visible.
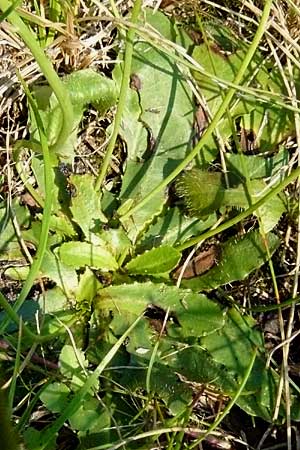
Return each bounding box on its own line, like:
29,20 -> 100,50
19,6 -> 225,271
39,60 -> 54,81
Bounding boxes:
8,321 -> 22,410
245,295 -> 300,312
120,0 -> 273,220
0,75 -> 53,335
95,0 -> 142,191
0,0 -> 20,21
0,0 -> 73,153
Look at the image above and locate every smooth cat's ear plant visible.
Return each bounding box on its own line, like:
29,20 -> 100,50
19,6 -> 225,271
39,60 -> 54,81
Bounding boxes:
2,1 -> 300,448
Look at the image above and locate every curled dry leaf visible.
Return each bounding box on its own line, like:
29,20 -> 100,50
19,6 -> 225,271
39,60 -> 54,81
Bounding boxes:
240,128 -> 258,152
195,104 -> 208,133
21,192 -> 39,208
173,245 -> 219,280
130,73 -> 142,92
160,0 -> 178,8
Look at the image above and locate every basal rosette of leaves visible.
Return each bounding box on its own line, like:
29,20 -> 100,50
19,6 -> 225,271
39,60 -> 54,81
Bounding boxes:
2,6 -> 300,448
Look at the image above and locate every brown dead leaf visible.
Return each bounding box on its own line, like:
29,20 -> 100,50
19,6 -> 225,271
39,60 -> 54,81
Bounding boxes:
173,245 -> 219,280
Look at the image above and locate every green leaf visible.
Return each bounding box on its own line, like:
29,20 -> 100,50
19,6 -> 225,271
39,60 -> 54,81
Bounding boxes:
63,69 -> 117,113
31,156 -> 71,215
112,64 -> 148,163
227,148 -> 289,183
202,308 -> 262,373
38,286 -> 70,315
31,69 -> 117,161
69,397 -> 110,432
4,248 -> 79,293
125,245 -> 181,275
120,356 -> 193,416
40,382 -> 71,414
115,10 -> 194,241
59,344 -> 89,390
40,213 -> 76,238
119,160 -> 167,239
96,227 -> 132,260
255,190 -> 286,232
21,220 -> 66,249
76,267 -> 102,305
94,275 -> 300,420
38,287 -> 74,335
0,200 -> 30,261
23,428 -> 56,450
176,168 -> 286,231
95,282 -> 225,339
201,308 -> 276,420
4,266 -> 30,281
182,230 -> 280,291
94,281 -> 293,421
192,28 -> 295,153
59,344 -> 87,379
240,102 -> 294,153
234,179 -> 286,233
138,207 -> 217,249
58,241 -> 118,271
166,345 -> 237,393
70,174 -> 107,236
40,250 -> 78,293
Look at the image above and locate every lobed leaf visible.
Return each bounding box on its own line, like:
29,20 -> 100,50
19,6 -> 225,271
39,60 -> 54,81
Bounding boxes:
94,282 -> 225,338
40,383 -> 71,414
92,281 -> 299,420
227,148 -> 289,183
138,207 -> 217,250
31,69 -> 117,161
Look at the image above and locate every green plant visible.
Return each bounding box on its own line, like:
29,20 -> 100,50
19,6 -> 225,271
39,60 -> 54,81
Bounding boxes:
1,1 -> 300,449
